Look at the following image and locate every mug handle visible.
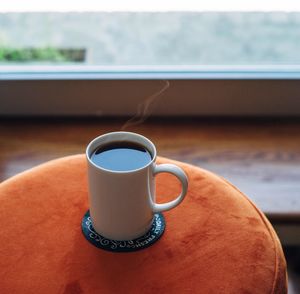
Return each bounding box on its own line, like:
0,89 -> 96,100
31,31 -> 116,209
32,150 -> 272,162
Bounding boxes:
149,163 -> 188,213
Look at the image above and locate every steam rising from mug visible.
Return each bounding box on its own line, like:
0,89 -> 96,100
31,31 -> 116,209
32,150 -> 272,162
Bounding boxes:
121,80 -> 170,130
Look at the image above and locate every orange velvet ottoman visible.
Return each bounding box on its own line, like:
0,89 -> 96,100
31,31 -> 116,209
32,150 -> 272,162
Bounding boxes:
0,155 -> 287,293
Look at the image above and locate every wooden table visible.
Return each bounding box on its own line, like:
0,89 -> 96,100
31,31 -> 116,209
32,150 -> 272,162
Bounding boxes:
1,118 -> 299,228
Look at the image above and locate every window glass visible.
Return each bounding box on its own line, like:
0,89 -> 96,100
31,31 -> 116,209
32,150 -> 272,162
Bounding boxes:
1,1 -> 300,66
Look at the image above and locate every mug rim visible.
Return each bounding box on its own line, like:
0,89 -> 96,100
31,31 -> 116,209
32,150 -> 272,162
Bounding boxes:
86,131 -> 157,174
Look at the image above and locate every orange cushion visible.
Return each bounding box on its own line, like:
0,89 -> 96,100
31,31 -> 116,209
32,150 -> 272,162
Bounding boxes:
0,155 -> 287,293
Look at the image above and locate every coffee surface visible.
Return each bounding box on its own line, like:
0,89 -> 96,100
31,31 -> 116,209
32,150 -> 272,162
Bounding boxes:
91,141 -> 152,171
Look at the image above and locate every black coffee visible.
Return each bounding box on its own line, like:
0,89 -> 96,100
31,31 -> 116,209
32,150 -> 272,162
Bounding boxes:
91,141 -> 152,171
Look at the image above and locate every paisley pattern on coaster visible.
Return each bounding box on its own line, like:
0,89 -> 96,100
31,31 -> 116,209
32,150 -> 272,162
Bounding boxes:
81,210 -> 165,252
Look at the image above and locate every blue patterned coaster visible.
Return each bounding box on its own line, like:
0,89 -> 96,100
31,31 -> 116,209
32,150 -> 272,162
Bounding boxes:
81,210 -> 165,252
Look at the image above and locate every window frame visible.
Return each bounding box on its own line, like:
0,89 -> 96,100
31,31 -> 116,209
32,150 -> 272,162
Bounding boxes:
1,65 -> 300,116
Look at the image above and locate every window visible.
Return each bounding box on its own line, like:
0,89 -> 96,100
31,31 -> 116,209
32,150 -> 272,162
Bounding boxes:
1,1 -> 300,116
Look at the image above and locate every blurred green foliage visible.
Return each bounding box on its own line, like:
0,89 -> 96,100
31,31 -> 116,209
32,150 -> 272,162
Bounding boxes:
0,47 -> 85,62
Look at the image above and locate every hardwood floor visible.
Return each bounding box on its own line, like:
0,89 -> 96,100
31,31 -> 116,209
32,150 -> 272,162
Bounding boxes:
0,117 -> 299,293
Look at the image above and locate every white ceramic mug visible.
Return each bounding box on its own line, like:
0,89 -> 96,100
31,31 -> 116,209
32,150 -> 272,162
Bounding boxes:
86,131 -> 188,241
